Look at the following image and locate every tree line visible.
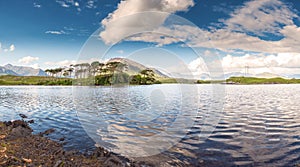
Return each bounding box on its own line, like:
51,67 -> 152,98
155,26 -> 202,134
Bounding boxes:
45,61 -> 159,85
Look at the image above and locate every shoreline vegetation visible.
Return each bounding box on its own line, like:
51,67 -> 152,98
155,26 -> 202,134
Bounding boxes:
1,75 -> 300,86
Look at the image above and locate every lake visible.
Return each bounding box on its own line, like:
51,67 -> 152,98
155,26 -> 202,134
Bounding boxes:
0,84 -> 300,166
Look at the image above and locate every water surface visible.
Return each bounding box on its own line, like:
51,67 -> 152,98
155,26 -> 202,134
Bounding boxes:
0,85 -> 300,166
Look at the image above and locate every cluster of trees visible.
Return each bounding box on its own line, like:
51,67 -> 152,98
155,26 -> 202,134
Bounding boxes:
46,61 -> 159,85
45,67 -> 73,78
130,69 -> 159,85
93,63 -> 159,85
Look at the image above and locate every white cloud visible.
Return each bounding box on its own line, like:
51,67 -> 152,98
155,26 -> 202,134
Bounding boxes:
188,57 -> 209,75
188,52 -> 300,77
18,56 -> 39,64
86,0 -> 96,8
44,58 -> 102,68
45,60 -> 77,67
222,53 -> 300,69
223,0 -> 296,36
221,53 -> 300,75
99,0 -> 194,44
103,0 -> 299,54
30,63 -> 40,69
33,2 -> 42,8
1,44 -> 15,52
56,0 -> 70,8
45,30 -> 66,35
9,45 -> 15,52
128,32 -> 181,46
55,0 -> 83,11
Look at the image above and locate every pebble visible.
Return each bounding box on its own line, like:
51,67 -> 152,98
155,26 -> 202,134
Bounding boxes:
0,146 -> 7,153
22,158 -> 32,163
53,160 -> 63,167
0,135 -> 6,139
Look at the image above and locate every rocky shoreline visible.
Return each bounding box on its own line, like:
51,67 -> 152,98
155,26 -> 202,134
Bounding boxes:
0,119 -> 151,167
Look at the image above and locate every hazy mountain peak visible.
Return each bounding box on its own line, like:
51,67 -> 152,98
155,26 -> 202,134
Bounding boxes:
4,64 -> 13,67
3,64 -> 47,76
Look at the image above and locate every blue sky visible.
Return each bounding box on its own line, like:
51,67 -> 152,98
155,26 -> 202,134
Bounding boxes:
0,0 -> 300,78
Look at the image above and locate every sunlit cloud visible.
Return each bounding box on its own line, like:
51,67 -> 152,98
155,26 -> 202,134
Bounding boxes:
100,0 -> 299,55
99,0 -> 194,44
18,56 -> 39,64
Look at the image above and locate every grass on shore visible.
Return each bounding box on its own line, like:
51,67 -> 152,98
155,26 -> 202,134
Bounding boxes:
226,77 -> 300,84
0,75 -> 72,85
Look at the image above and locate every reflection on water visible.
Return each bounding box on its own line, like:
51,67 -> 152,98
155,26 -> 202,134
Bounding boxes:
74,84 -> 213,158
0,85 -> 300,166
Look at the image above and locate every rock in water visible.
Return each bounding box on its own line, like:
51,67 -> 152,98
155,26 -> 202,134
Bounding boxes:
40,128 -> 55,136
19,114 -> 28,119
28,120 -> 34,124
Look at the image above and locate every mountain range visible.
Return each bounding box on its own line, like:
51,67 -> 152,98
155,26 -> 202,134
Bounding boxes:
0,64 -> 47,76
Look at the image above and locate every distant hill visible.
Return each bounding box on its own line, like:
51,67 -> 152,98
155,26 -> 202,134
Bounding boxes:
0,67 -> 18,76
255,72 -> 282,78
3,64 -> 47,76
107,58 -> 169,78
